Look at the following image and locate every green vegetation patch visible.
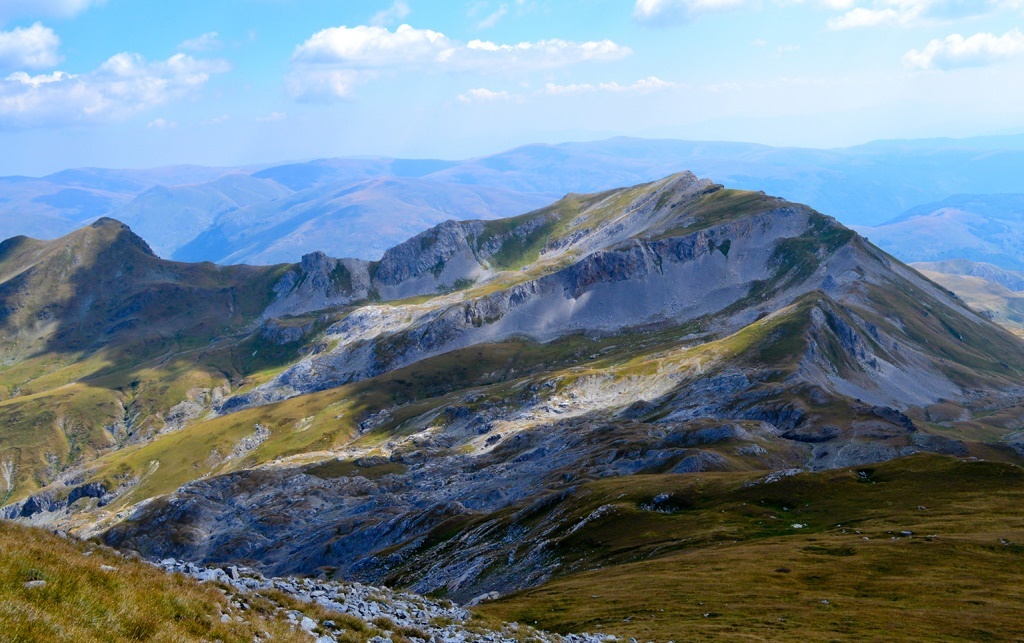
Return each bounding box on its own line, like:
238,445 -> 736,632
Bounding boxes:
479,454 -> 1024,642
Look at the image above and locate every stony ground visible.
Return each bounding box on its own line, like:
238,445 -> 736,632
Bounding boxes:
154,558 -> 617,643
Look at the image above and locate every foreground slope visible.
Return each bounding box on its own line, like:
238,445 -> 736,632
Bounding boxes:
0,521 -> 311,642
478,454 -> 1024,641
1,521 -> 582,643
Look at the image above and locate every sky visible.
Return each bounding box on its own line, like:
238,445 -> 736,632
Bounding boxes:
0,0 -> 1023,175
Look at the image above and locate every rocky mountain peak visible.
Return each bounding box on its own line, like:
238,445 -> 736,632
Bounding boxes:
86,216 -> 157,257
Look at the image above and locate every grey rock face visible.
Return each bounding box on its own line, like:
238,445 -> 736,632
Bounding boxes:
2,481 -> 107,520
265,252 -> 374,318
224,204 -> 814,412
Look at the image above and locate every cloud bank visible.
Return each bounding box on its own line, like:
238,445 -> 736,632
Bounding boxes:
0,53 -> 229,127
904,29 -> 1024,69
287,23 -> 631,101
0,23 -> 61,71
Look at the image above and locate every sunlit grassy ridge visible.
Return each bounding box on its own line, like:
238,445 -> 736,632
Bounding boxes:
478,453 -> 1024,641
0,219 -> 306,499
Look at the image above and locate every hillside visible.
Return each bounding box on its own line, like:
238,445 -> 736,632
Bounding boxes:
0,521 -> 583,643
3,172 -> 1024,629
859,194 -> 1024,271
913,259 -> 1024,337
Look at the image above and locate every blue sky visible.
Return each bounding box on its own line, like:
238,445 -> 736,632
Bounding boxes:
0,0 -> 1023,174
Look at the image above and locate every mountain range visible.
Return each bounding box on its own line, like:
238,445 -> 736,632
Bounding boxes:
858,193 -> 1024,271
6,136 -> 1024,265
2,169 -> 1024,636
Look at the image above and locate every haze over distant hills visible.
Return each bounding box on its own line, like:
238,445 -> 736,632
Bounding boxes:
5,135 -> 1024,265
858,194 -> 1024,271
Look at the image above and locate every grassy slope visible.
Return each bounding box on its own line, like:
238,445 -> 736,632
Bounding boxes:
0,222 -> 302,500
478,453 -> 1024,641
916,269 -> 1024,337
0,521 -> 311,643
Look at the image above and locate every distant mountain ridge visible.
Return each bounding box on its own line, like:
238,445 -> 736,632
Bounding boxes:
859,194 -> 1024,270
5,135 -> 1024,264
911,259 -> 1024,337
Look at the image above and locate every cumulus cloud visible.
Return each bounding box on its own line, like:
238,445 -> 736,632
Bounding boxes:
0,53 -> 229,128
0,0 -> 103,20
371,1 -> 411,27
0,23 -> 61,71
287,23 -> 631,101
178,32 -> 221,52
457,87 -> 511,102
903,29 -> 1024,69
543,76 -> 682,95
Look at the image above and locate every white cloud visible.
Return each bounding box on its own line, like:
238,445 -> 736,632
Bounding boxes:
477,5 -> 508,28
178,32 -> 221,52
0,53 -> 229,128
827,6 -> 901,28
147,117 -> 176,129
458,87 -> 511,102
634,0 -> 757,23
543,81 -> 595,95
0,0 -> 103,20
0,23 -> 61,71
256,111 -> 287,122
599,76 -> 682,92
903,29 -> 1024,69
201,114 -> 231,125
825,0 -> 1009,30
288,23 -> 631,101
544,76 -> 682,95
371,1 -> 411,27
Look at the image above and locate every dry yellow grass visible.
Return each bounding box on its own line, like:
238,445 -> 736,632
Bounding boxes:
0,521 -> 311,643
